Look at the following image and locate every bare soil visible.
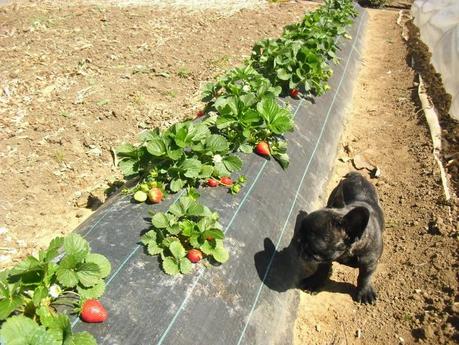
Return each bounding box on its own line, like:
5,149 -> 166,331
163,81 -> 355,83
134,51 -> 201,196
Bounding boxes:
0,2 -> 457,344
0,0 -> 315,265
294,9 -> 458,345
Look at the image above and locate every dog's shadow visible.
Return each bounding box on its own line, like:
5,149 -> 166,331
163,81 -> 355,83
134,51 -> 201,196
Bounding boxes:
254,211 -> 356,298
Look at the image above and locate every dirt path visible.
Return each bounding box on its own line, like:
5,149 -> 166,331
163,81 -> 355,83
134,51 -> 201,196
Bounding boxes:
294,9 -> 457,345
0,1 -> 315,267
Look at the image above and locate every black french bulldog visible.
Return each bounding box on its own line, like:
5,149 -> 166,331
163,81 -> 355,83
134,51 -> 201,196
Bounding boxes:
297,171 -> 384,304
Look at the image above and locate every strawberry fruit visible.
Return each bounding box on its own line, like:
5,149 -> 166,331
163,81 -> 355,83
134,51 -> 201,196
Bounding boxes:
133,190 -> 147,203
289,88 -> 299,98
255,141 -> 270,156
196,110 -> 205,118
148,187 -> 163,204
220,176 -> 233,186
207,178 -> 219,187
80,299 -> 108,323
187,249 -> 203,263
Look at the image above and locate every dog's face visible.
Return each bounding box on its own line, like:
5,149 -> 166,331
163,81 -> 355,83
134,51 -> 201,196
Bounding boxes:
297,207 -> 370,263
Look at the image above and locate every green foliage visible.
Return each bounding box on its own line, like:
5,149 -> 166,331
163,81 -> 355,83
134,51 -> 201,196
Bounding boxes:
141,190 -> 229,275
119,0 -> 357,276
0,233 -> 111,344
0,315 -> 96,345
251,0 -> 357,95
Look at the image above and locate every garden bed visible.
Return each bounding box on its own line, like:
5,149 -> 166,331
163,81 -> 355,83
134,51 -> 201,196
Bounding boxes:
70,5 -> 367,344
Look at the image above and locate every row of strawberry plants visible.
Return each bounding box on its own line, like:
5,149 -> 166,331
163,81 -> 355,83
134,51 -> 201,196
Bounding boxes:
0,1 -> 358,343
115,0 -> 357,277
0,234 -> 111,344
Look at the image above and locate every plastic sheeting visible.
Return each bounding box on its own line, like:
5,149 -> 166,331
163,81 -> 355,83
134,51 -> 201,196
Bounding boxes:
411,0 -> 459,120
70,6 -> 367,345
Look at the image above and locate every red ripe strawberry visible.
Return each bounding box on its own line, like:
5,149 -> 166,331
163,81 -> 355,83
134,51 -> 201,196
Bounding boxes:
148,187 -> 163,204
196,110 -> 205,118
187,249 -> 203,263
207,178 -> 219,187
80,299 -> 108,323
289,88 -> 299,98
255,141 -> 270,156
220,176 -> 233,186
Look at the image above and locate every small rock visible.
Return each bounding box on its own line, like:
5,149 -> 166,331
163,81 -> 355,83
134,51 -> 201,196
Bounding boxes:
0,255 -> 11,263
398,336 -> 405,344
315,324 -> 321,332
356,329 -> 362,338
424,324 -> 435,338
75,210 -> 85,218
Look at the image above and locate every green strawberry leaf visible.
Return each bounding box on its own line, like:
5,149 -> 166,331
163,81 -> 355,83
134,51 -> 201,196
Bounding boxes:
222,155 -> 243,173
44,237 -> 64,262
0,297 -> 24,320
276,68 -> 291,80
179,258 -> 192,274
77,280 -> 106,300
56,266 -> 79,288
76,262 -> 101,287
202,229 -> 224,241
146,138 -> 166,156
199,240 -> 215,255
32,286 -> 48,307
239,143 -> 253,154
181,158 -> 202,178
64,332 -> 97,345
206,134 -> 229,153
170,178 -> 186,193
63,234 -> 89,261
0,315 -> 58,345
169,241 -> 186,259
151,213 -> 170,229
212,246 -> 229,263
85,253 -> 111,278
162,257 -> 180,275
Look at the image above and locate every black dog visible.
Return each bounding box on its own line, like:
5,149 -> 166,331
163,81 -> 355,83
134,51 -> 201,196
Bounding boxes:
297,171 -> 384,304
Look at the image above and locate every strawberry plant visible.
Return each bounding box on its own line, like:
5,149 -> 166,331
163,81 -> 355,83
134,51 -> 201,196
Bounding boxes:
117,121 -> 243,195
141,190 -> 229,275
0,314 -> 96,344
116,0 -> 357,276
0,233 -> 111,344
202,65 -> 281,104
251,0 -> 357,95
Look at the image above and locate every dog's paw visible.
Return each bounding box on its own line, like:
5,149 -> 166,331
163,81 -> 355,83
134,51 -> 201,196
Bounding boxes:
356,285 -> 377,304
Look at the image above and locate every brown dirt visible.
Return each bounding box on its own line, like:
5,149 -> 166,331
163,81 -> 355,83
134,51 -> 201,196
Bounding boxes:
1,2 -> 457,343
0,0 -> 316,266
404,19 -> 459,198
294,9 -> 458,345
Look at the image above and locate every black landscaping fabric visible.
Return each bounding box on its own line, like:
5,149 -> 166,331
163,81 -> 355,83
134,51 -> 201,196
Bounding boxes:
72,6 -> 368,345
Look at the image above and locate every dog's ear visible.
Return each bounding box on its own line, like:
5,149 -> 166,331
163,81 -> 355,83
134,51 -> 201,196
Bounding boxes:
342,206 -> 370,241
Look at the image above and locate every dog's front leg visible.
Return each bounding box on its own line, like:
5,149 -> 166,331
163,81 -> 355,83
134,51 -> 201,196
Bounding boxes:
300,262 -> 332,292
356,264 -> 378,304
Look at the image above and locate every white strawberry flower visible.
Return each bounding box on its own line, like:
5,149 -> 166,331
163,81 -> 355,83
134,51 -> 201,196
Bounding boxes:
242,84 -> 251,92
213,154 -> 223,163
49,284 -> 62,298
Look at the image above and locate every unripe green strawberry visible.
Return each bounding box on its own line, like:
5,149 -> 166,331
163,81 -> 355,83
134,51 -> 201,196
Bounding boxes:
134,191 -> 147,203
